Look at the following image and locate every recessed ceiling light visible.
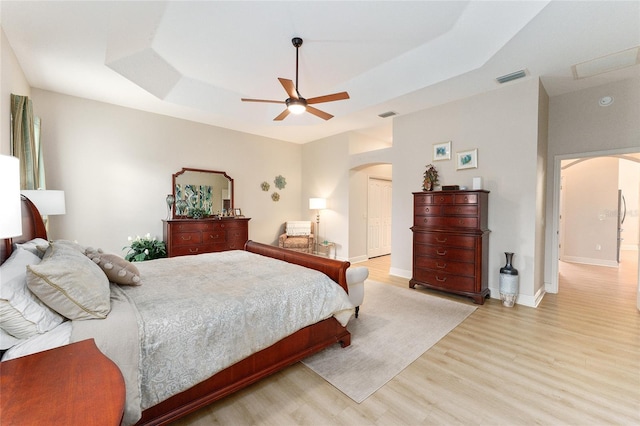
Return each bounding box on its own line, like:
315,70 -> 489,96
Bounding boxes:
599,96 -> 614,107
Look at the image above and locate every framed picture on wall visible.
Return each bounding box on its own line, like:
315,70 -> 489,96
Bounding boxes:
456,148 -> 478,170
433,141 -> 451,161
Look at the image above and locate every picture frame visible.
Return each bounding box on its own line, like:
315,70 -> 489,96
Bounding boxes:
456,148 -> 478,170
234,208 -> 243,217
433,141 -> 451,161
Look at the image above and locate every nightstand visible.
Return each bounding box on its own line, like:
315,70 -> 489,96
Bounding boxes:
0,339 -> 125,425
316,241 -> 336,259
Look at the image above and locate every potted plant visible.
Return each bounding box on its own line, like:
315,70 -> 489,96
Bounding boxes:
423,164 -> 439,191
123,234 -> 167,262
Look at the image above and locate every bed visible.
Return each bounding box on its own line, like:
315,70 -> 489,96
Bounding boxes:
0,196 -> 354,425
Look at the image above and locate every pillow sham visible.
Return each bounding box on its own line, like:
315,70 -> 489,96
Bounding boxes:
26,242 -> 111,320
15,238 -> 50,258
0,327 -> 24,350
0,248 -> 64,338
85,248 -> 141,286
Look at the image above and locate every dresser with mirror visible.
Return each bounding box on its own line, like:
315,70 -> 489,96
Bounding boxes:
163,168 -> 250,257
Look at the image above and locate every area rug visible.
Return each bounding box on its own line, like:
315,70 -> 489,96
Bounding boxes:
302,280 -> 476,403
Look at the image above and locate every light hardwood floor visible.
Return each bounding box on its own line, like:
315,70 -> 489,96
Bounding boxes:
175,251 -> 639,425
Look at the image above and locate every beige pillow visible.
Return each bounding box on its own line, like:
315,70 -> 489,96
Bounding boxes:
26,242 -> 111,320
85,248 -> 141,286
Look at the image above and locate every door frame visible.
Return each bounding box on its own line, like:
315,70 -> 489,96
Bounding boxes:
550,146 -> 640,294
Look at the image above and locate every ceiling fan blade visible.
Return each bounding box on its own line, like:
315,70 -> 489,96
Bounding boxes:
273,109 -> 291,121
307,91 -> 350,105
241,98 -> 285,104
278,78 -> 298,99
306,106 -> 333,120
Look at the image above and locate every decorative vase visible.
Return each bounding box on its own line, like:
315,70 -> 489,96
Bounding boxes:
423,179 -> 433,191
499,252 -> 519,307
165,194 -> 175,219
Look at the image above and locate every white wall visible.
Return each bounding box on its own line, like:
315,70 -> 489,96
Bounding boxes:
391,78 -> 545,306
32,89 -> 303,255
1,28 -> 31,155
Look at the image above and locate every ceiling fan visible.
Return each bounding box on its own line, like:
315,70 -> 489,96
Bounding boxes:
241,37 -> 350,121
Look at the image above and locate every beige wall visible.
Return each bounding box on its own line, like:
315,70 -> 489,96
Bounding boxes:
561,157 -> 620,266
392,78 -> 545,306
1,28 -> 31,155
31,89 -> 303,255
545,75 -> 640,290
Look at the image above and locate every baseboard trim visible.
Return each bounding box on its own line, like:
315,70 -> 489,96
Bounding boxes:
562,256 -> 618,268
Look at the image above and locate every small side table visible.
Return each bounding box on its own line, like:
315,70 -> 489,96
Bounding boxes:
316,241 -> 336,259
0,339 -> 125,425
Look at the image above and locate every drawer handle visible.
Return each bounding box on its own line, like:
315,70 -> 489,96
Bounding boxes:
436,237 -> 447,243
188,248 -> 199,253
456,207 -> 462,213
435,276 -> 447,282
458,219 -> 464,225
439,197 -> 445,202
464,196 -> 468,201
436,249 -> 447,256
423,218 -> 429,223
209,234 -> 220,239
220,224 -> 225,228
425,207 -> 430,213
436,262 -> 446,269
181,235 -> 192,241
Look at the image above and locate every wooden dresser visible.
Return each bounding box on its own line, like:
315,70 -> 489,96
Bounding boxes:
410,190 -> 490,304
163,217 -> 250,257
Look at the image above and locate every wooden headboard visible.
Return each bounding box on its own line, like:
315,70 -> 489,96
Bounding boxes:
0,195 -> 48,265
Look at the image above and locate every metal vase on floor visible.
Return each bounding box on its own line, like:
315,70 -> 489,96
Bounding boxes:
499,252 -> 519,307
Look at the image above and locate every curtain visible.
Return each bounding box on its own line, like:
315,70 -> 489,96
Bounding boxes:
10,94 -> 44,190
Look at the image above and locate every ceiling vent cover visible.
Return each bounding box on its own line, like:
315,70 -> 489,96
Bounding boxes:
496,70 -> 527,84
378,111 -> 398,118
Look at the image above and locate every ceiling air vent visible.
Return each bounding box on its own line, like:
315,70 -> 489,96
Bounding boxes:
496,70 -> 527,84
378,111 -> 398,118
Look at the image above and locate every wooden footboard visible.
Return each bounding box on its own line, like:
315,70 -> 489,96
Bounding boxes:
136,241 -> 352,425
244,240 -> 350,292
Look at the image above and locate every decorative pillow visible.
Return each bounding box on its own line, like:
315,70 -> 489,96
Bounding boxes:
0,248 -> 64,338
26,242 -> 111,320
85,247 -> 141,286
286,221 -> 312,236
15,238 -> 50,258
49,239 -> 86,253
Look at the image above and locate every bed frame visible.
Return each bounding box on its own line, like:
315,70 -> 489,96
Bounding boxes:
1,196 -> 352,425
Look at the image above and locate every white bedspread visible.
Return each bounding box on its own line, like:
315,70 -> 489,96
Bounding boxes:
74,250 -> 353,425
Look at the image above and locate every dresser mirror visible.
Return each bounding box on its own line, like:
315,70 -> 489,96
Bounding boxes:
171,168 -> 233,218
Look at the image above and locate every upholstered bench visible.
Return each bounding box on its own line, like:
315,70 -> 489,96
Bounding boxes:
346,266 -> 369,319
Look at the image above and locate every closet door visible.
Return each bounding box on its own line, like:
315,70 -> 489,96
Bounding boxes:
368,178 -> 392,257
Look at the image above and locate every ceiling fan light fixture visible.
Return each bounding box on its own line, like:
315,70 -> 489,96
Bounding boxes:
286,98 -> 307,114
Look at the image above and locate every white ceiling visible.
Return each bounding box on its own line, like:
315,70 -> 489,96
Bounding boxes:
2,1 -> 639,144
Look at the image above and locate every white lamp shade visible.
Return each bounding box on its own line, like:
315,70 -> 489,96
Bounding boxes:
309,198 -> 327,210
0,155 -> 22,238
21,190 -> 66,216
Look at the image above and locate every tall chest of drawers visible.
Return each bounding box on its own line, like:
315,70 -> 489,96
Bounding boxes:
163,218 -> 250,257
410,190 -> 490,304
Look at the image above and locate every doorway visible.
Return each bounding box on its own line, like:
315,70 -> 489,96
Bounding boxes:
552,149 -> 640,296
